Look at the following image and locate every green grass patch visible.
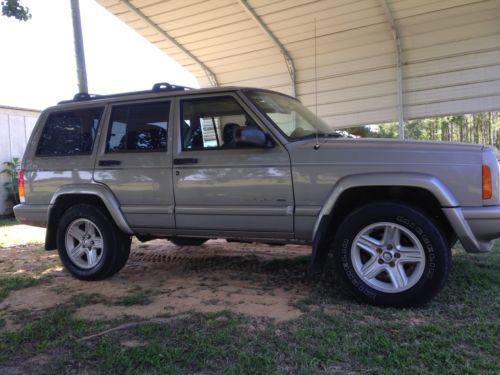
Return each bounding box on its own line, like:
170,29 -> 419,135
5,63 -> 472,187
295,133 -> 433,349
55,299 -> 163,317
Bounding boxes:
0,275 -> 42,302
114,286 -> 153,306
0,218 -> 17,227
0,244 -> 498,374
0,306 -> 106,362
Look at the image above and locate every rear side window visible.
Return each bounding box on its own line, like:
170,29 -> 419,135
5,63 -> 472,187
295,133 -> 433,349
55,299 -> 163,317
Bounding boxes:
36,108 -> 103,156
106,101 -> 170,153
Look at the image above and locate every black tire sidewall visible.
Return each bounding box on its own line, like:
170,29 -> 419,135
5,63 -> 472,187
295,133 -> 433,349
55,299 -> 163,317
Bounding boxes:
333,202 -> 450,307
57,204 -> 125,280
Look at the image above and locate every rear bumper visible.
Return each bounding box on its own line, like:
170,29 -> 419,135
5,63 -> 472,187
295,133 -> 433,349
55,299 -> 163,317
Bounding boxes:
13,204 -> 48,228
443,206 -> 500,253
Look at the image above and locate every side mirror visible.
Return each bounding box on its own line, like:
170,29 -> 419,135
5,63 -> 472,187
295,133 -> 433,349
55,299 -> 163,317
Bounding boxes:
235,127 -> 274,148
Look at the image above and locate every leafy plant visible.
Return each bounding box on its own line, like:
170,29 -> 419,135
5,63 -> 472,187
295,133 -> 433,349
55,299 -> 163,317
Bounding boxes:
1,0 -> 31,21
1,157 -> 20,209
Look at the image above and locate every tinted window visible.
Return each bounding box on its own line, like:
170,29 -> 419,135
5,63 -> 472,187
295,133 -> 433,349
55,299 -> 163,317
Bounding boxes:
181,96 -> 259,150
107,101 -> 170,153
36,108 -> 103,156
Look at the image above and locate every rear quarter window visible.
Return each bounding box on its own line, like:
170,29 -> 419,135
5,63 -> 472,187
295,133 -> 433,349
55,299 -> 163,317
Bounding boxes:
36,107 -> 104,156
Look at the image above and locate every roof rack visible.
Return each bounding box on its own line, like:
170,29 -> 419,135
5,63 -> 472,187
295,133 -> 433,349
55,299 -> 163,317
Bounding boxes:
58,82 -> 192,104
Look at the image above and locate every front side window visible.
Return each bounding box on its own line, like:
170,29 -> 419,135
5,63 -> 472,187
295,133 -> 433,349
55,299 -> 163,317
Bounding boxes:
36,108 -> 103,156
181,96 -> 259,150
107,101 -> 170,153
244,90 -> 342,140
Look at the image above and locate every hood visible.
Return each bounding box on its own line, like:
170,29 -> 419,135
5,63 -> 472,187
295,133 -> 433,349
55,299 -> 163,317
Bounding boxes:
286,138 -> 484,166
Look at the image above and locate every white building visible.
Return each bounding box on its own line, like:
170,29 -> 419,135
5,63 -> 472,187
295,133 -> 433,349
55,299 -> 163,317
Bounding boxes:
0,106 -> 40,215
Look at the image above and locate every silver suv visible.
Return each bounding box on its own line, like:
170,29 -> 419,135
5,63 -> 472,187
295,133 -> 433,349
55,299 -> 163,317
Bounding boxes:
14,83 -> 500,307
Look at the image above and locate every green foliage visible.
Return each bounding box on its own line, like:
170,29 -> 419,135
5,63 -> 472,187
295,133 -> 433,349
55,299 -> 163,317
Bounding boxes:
0,275 -> 40,302
1,0 -> 31,21
344,112 -> 500,150
114,286 -> 153,306
1,157 -> 20,208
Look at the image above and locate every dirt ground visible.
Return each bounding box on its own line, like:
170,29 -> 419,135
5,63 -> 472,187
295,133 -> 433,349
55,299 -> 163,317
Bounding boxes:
0,239 -> 315,330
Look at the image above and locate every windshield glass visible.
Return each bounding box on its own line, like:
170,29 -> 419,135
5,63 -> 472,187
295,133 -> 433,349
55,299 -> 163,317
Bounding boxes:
244,90 -> 340,140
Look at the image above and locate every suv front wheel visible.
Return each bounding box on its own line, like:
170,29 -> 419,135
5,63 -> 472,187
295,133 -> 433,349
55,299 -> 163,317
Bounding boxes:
56,204 -> 131,280
332,202 -> 451,307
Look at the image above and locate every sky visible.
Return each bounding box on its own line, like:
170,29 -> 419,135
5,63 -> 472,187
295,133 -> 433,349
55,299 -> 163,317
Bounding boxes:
0,0 -> 199,110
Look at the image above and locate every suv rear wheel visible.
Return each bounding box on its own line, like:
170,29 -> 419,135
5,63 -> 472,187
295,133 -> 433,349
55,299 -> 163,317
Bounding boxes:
332,202 -> 451,307
56,204 -> 131,280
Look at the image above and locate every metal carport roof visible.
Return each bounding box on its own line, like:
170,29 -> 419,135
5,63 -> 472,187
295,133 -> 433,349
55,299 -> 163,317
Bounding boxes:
96,0 -> 500,131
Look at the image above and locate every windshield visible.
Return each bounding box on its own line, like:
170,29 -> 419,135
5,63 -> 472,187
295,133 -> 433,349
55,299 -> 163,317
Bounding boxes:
244,90 -> 340,140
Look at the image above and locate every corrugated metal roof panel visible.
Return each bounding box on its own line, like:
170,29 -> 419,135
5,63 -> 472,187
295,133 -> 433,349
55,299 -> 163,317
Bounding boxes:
96,0 -> 500,128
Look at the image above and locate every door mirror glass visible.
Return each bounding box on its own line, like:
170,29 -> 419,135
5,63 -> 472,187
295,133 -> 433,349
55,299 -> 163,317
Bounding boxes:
235,127 -> 274,148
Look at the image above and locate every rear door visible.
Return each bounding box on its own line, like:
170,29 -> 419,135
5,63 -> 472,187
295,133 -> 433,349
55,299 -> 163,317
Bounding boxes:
93,99 -> 174,230
172,93 -> 294,238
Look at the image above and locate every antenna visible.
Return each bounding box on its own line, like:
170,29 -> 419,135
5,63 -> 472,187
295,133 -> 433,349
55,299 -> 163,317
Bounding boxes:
314,17 -> 320,150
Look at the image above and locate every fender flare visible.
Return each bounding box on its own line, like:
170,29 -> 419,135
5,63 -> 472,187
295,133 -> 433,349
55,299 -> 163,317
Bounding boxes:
309,172 -> 460,273
49,183 -> 133,235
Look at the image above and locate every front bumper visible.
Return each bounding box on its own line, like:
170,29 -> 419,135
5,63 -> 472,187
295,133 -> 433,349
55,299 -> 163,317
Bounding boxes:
443,206 -> 500,253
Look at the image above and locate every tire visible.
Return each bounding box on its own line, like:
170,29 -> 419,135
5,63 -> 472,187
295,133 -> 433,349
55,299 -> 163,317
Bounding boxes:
169,237 -> 208,246
332,201 -> 451,307
56,204 -> 131,280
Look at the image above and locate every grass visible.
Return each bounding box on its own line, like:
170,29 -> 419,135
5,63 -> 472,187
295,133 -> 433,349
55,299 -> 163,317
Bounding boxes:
0,275 -> 42,302
0,243 -> 498,373
0,218 -> 45,247
0,218 -> 18,227
114,286 -> 154,306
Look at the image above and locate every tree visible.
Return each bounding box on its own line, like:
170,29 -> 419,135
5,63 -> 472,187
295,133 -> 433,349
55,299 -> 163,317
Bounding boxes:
1,0 -> 31,21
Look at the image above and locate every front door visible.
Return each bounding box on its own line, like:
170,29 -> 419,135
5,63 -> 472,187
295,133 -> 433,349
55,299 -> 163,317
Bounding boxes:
94,99 -> 174,230
172,94 -> 294,238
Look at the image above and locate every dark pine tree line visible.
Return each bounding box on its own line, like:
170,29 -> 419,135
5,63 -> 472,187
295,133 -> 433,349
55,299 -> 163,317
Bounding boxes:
346,112 -> 500,151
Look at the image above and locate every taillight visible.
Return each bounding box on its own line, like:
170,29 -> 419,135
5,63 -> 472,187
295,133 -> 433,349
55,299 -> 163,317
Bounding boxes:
482,165 -> 492,200
18,169 -> 25,203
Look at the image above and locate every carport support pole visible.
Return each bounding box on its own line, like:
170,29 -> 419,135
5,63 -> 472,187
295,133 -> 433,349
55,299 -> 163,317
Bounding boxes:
70,0 -> 88,94
379,0 -> 404,139
396,44 -> 404,140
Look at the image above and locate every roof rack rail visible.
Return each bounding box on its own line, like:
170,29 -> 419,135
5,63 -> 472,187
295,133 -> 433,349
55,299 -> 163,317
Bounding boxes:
58,82 -> 192,105
73,93 -> 102,101
152,82 -> 191,91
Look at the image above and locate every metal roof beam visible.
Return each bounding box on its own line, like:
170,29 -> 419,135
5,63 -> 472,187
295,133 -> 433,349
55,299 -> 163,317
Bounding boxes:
379,0 -> 404,139
120,0 -> 219,87
236,0 -> 296,97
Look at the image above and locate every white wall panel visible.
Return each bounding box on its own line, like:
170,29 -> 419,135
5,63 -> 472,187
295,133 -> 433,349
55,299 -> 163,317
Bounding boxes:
406,66 -> 500,92
148,1 -> 237,22
300,81 -> 397,108
9,116 -> 26,159
406,95 -> 500,119
0,114 -> 10,215
0,114 -> 10,163
0,108 -> 40,214
298,68 -> 396,95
